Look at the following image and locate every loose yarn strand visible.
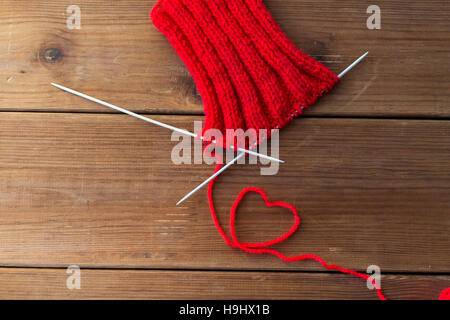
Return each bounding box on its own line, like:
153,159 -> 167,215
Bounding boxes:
206,148 -> 448,300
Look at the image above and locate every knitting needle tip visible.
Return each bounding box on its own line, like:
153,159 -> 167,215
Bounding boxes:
176,152 -> 246,206
338,51 -> 369,78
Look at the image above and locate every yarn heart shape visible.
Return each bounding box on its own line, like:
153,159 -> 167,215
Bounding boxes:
228,187 -> 300,250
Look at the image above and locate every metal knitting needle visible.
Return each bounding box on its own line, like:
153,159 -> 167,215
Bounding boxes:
176,152 -> 247,206
338,51 -> 369,78
177,51 -> 369,206
50,83 -> 283,163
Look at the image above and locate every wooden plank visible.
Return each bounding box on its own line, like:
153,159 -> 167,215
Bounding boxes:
0,0 -> 449,117
0,113 -> 449,272
0,268 -> 448,300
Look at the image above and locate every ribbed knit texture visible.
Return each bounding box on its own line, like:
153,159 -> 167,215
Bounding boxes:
151,0 -> 339,146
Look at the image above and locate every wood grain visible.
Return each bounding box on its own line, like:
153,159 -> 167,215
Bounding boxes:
0,0 -> 449,117
0,113 -> 448,272
0,268 -> 448,300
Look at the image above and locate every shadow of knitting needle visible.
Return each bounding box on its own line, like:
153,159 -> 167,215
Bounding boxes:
176,51 -> 369,206
50,83 -> 283,164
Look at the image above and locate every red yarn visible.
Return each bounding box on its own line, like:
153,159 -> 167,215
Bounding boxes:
439,287 -> 450,300
151,0 -> 339,147
206,150 -> 387,300
151,0 -> 449,300
206,149 -> 449,300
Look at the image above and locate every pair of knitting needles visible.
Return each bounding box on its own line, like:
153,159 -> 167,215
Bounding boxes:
175,51 -> 369,205
51,51 -> 368,206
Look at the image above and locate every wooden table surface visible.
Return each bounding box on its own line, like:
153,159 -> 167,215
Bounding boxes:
0,0 -> 449,300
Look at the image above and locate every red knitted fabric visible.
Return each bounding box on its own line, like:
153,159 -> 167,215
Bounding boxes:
439,288 -> 450,300
151,0 -> 339,146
